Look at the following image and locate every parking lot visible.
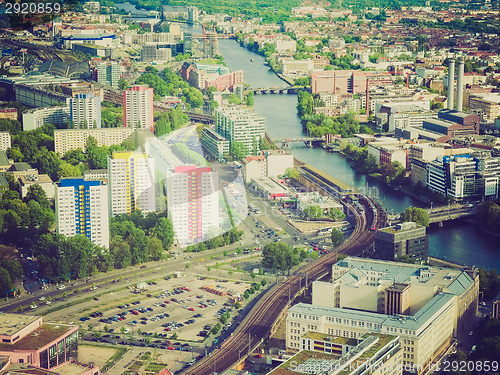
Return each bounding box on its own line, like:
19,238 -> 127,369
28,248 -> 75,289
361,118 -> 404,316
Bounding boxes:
75,275 -> 250,350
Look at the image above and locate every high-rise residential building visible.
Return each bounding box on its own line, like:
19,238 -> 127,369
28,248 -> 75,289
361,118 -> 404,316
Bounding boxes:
214,106 -> 265,157
107,151 -> 156,217
67,93 -> 101,129
22,105 -> 70,131
123,85 -> 154,132
96,61 -> 120,88
55,178 -> 109,249
166,165 -> 219,245
0,132 -> 11,151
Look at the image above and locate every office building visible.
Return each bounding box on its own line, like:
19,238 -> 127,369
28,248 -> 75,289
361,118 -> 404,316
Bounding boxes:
427,155 -> 500,200
55,178 -> 109,249
375,222 -> 428,261
67,93 -> 101,129
141,45 -> 172,63
166,165 -> 219,246
200,126 -> 230,162
96,61 -> 120,88
0,313 -> 97,374
107,151 -> 156,217
215,106 -> 265,157
123,85 -> 154,132
469,94 -> 500,121
23,106 -> 70,131
286,257 -> 479,375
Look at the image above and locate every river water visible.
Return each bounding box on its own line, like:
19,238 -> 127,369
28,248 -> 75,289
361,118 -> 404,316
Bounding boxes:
218,39 -> 499,271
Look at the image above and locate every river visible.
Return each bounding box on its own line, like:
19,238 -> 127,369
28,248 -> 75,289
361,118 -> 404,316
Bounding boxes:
218,38 -> 499,271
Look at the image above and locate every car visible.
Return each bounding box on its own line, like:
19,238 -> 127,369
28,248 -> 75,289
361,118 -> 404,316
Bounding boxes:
254,354 -> 262,358
94,297 -> 99,301
38,296 -> 46,301
140,265 -> 147,269
188,307 -> 195,311
57,285 -> 66,290
469,331 -> 473,336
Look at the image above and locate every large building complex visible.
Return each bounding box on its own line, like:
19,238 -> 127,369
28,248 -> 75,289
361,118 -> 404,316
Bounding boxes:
166,165 -> 219,246
55,178 -> 110,249
107,151 -> 156,217
287,257 -> 479,375
67,93 -> 101,129
54,127 -> 133,155
123,85 -> 154,132
214,106 -> 266,157
310,70 -> 393,95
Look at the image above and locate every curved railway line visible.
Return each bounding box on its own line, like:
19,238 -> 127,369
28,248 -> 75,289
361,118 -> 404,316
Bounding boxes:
181,194 -> 386,375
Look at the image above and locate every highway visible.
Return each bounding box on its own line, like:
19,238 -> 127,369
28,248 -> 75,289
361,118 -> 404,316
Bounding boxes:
180,198 -> 384,375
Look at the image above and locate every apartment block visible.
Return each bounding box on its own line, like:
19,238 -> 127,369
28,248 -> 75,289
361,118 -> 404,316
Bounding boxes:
18,174 -> 55,200
375,222 -> 428,261
55,178 -> 109,249
141,45 -> 172,63
241,155 -> 266,183
107,151 -> 156,217
96,61 -> 120,88
0,132 -> 11,151
205,70 -> 244,91
166,165 -> 219,246
67,93 -> 101,129
54,128 -> 135,155
215,106 -> 265,157
469,94 -> 500,121
289,257 -> 479,375
311,70 -> 393,95
123,85 -> 154,132
23,106 -> 70,131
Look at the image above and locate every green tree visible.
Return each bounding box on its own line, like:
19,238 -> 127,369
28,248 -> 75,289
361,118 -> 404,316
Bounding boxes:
0,267 -> 13,294
150,217 -> 174,250
118,77 -> 128,90
400,206 -> 430,227
148,237 -> 163,261
302,205 -> 323,220
285,167 -> 300,180
229,141 -> 248,161
331,229 -> 344,247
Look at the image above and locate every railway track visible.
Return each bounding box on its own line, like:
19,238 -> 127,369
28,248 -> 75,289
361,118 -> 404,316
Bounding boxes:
181,198 -> 382,375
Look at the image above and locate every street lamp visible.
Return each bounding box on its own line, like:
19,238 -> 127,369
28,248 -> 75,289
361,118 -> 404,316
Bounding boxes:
430,202 -> 433,212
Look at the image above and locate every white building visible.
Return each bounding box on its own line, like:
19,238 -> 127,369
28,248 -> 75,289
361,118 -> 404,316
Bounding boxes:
22,106 -> 70,131
286,257 -> 478,375
166,165 -> 219,246
107,151 -> 156,216
67,93 -> 101,129
54,127 -> 136,155
215,106 -> 266,157
263,150 -> 294,178
55,178 -> 109,249
123,85 -> 154,132
96,61 -> 120,88
241,155 -> 266,183
0,132 -> 11,151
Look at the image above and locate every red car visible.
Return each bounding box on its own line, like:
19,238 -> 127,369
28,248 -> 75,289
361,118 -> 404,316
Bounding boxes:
188,307 -> 195,311
132,311 -> 139,315
164,328 -> 171,331
199,305 -> 205,309
254,354 -> 262,358
167,346 -> 174,350
164,300 -> 171,304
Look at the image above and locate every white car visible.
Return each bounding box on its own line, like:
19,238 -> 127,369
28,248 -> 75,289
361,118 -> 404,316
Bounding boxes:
57,285 -> 66,290
38,296 -> 46,301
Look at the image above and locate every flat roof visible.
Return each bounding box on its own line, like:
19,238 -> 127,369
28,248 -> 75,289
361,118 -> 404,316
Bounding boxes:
0,313 -> 40,336
18,174 -> 53,185
0,323 -> 75,351
303,332 -> 357,346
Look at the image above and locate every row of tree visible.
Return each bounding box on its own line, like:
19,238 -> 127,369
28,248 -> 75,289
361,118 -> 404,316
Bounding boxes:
261,242 -> 307,272
154,107 -> 189,137
475,200 -> 500,233
171,143 -> 208,166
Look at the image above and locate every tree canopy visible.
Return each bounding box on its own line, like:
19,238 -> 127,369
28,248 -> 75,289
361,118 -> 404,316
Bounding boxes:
400,206 -> 429,227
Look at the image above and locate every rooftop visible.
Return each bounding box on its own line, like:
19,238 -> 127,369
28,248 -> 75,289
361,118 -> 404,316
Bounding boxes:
0,314 -> 40,336
0,323 -> 75,351
18,174 -> 53,185
303,332 -> 357,346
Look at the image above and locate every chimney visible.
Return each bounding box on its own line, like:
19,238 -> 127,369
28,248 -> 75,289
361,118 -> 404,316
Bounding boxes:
447,59 -> 455,110
456,57 -> 464,112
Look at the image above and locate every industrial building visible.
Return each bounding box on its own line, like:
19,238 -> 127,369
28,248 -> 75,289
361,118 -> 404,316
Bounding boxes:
374,222 -> 428,261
